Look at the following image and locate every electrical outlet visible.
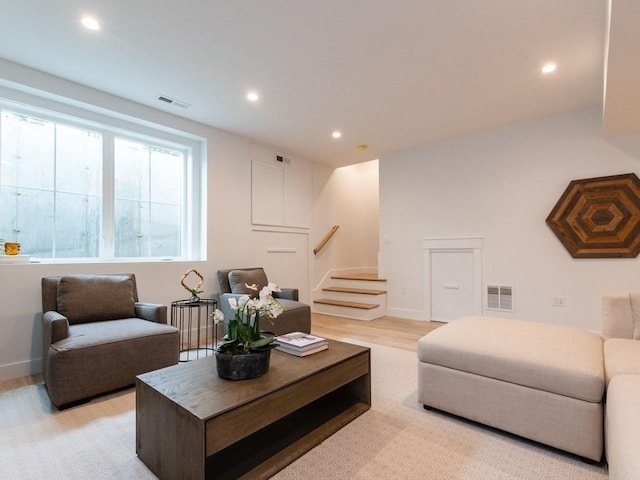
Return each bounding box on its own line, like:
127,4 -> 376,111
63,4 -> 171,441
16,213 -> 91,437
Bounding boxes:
552,296 -> 566,307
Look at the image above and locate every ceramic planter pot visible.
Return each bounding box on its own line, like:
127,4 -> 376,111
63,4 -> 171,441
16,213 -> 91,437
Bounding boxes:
215,348 -> 271,380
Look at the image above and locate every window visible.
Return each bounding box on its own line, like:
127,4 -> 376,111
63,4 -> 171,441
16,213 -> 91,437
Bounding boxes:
114,138 -> 184,258
0,106 -> 200,261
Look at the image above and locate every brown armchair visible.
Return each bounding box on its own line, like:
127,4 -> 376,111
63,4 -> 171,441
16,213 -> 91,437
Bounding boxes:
41,273 -> 179,408
216,267 -> 311,336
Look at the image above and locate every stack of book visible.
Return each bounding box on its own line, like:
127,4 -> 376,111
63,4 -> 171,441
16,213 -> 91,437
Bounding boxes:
274,332 -> 328,357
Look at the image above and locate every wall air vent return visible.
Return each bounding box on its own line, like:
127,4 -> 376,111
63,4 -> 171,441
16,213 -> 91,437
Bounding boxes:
487,285 -> 514,311
156,94 -> 190,109
275,154 -> 291,164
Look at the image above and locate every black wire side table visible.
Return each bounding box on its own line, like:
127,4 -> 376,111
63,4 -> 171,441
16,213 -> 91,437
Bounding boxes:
170,298 -> 218,362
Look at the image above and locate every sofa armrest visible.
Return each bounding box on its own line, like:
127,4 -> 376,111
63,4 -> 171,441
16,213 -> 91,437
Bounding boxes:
602,294 -> 635,340
43,311 -> 70,344
274,288 -> 299,301
135,302 -> 168,324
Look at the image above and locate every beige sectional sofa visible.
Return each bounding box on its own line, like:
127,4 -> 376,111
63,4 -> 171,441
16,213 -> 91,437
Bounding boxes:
417,299 -> 640,475
602,293 -> 640,479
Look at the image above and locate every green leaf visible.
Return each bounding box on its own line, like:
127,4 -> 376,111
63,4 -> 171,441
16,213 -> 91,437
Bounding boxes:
250,336 -> 274,349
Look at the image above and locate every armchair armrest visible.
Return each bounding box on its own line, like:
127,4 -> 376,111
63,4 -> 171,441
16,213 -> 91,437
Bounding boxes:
135,302 -> 168,324
274,288 -> 299,301
42,311 -> 70,344
42,311 -> 70,386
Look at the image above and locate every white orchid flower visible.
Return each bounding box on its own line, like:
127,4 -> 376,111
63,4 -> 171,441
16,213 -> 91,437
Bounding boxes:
266,282 -> 281,293
269,301 -> 284,318
212,308 -> 224,324
238,294 -> 251,308
259,286 -> 271,303
245,283 -> 258,291
228,297 -> 238,310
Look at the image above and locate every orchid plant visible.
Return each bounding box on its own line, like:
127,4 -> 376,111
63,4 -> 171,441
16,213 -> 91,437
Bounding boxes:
213,282 -> 285,354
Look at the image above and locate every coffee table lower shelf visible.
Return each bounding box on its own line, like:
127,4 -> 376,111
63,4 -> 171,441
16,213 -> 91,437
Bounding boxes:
136,340 -> 371,480
209,390 -> 369,479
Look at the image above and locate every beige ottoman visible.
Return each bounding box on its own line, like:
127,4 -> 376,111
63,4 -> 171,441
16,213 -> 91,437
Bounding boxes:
417,316 -> 605,461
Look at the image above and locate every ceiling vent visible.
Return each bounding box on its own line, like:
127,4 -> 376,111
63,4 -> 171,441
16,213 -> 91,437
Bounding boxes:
487,285 -> 513,312
156,94 -> 190,109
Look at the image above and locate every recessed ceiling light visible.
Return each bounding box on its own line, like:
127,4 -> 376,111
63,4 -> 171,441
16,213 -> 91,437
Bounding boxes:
541,63 -> 557,74
332,131 -> 342,139
80,16 -> 101,31
246,91 -> 259,102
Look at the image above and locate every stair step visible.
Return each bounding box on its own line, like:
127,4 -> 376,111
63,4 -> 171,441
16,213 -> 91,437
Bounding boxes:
322,286 -> 386,295
314,298 -> 379,310
331,273 -> 387,282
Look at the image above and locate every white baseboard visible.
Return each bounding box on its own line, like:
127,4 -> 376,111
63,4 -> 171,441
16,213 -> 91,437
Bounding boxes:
386,307 -> 429,321
0,358 -> 42,382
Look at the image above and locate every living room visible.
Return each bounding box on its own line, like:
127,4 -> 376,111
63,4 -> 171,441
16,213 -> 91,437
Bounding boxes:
0,1 -> 637,478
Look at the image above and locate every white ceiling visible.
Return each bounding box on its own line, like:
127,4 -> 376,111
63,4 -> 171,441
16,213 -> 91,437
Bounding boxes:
0,0 -> 634,168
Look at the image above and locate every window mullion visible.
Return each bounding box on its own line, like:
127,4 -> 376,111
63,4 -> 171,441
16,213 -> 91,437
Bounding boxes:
102,132 -> 115,258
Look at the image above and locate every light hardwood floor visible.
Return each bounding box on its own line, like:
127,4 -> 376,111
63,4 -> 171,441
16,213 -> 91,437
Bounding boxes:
0,372 -> 41,393
311,313 -> 443,352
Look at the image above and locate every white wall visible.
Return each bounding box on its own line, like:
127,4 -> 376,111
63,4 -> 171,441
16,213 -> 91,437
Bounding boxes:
0,60 -> 380,381
380,107 -> 640,331
312,160 -> 379,288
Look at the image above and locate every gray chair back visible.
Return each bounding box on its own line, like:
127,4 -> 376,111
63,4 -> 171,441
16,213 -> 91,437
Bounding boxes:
217,267 -> 265,294
41,273 -> 139,312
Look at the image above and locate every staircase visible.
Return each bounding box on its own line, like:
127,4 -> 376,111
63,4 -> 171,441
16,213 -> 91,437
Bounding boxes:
313,273 -> 387,321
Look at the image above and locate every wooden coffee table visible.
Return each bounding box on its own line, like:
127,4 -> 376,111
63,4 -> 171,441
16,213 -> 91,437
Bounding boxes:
136,339 -> 371,479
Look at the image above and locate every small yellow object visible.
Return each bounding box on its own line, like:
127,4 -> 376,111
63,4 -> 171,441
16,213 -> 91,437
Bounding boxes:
357,144 -> 369,151
4,242 -> 20,255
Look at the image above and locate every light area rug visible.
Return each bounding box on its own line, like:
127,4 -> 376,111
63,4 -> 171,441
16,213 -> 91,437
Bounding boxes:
0,341 -> 608,480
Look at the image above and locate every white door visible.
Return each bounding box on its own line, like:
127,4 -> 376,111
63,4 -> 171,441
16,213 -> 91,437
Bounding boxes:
430,250 -> 475,321
252,230 -> 309,303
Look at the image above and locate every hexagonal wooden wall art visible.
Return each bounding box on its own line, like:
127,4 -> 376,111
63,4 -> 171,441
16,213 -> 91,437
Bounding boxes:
546,173 -> 640,258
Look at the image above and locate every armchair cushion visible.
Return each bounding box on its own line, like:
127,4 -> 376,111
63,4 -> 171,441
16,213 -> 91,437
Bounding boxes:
57,274 -> 136,324
228,268 -> 268,295
51,319 -> 175,353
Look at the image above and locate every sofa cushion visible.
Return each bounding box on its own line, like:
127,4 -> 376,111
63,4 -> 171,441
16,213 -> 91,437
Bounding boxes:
417,316 -> 605,403
630,293 -> 640,339
228,269 -> 268,295
604,338 -> 640,386
57,275 -> 136,324
602,294 -> 636,340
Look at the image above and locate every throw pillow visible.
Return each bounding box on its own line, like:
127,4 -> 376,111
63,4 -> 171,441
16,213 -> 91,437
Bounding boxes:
57,274 -> 136,324
228,269 -> 268,296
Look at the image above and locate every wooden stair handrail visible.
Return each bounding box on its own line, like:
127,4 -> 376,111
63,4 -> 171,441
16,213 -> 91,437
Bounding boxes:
313,225 -> 340,255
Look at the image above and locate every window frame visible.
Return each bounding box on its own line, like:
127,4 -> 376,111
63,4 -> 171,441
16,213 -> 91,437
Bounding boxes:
0,96 -> 205,263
